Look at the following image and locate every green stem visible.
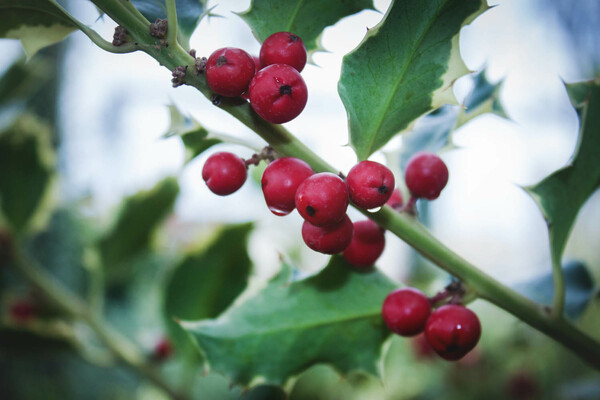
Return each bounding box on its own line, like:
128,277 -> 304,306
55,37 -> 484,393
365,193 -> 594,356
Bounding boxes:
12,245 -> 188,400
165,0 -> 178,47
551,251 -> 566,319
87,0 -> 600,371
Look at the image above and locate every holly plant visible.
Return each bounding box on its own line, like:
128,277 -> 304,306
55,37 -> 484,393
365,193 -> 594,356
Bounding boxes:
1,0 -> 599,399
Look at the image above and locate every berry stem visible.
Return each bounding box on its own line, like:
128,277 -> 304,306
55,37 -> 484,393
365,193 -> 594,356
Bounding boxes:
85,0 -> 600,370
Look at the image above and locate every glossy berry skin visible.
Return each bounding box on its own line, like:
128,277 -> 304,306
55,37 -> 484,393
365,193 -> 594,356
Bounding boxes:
261,157 -> 314,216
301,214 -> 353,254
404,152 -> 449,200
386,188 -> 403,209
346,160 -> 395,209
342,219 -> 385,268
295,172 -> 349,227
248,64 -> 308,124
260,32 -> 307,72
205,47 -> 256,97
202,152 -> 247,196
424,304 -> 481,361
382,288 -> 431,337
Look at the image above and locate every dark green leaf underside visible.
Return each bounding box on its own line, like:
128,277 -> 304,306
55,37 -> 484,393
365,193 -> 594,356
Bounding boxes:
525,80 -> 600,262
184,256 -> 398,384
239,0 -> 374,54
339,0 -> 485,159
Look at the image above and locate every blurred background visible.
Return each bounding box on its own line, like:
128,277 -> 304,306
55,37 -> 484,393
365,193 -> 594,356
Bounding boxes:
0,0 -> 599,399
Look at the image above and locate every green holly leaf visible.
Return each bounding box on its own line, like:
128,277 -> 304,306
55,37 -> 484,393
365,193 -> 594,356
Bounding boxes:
184,256 -> 398,385
0,57 -> 52,109
239,0 -> 374,55
131,0 -> 208,48
338,0 -> 487,160
98,177 -> 179,282
524,80 -> 600,280
456,69 -> 507,126
164,223 -> 253,351
0,114 -> 55,234
0,0 -> 77,59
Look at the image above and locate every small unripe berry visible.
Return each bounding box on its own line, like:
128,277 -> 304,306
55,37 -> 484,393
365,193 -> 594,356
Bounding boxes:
205,47 -> 256,97
261,157 -> 314,216
346,160 -> 395,209
295,172 -> 349,227
424,304 -> 481,361
248,64 -> 308,124
301,214 -> 353,254
260,32 -> 307,72
342,219 -> 385,268
382,288 -> 431,336
202,152 -> 247,196
404,152 -> 449,200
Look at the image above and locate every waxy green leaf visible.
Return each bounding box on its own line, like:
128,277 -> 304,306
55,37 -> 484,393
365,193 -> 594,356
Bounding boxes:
184,256 -> 398,384
525,80 -> 600,275
0,114 -> 55,234
457,69 -> 506,126
0,0 -> 77,58
98,177 -> 179,282
239,0 -> 374,54
339,0 -> 486,160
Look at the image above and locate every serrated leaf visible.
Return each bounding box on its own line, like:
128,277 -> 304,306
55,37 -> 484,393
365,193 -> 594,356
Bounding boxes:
338,0 -> 486,160
0,57 -> 52,109
164,104 -> 222,163
456,69 -> 507,126
239,0 -> 374,54
513,261 -> 595,319
525,80 -> 600,278
98,177 -> 179,281
131,0 -> 207,48
164,223 -> 253,350
0,0 -> 77,59
184,256 -> 398,385
0,114 -> 55,234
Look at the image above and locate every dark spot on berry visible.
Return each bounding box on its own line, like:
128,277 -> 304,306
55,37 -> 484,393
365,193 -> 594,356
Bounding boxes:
306,206 -> 316,216
378,185 -> 388,194
445,344 -> 460,353
289,34 -> 299,42
280,85 -> 292,95
216,56 -> 227,67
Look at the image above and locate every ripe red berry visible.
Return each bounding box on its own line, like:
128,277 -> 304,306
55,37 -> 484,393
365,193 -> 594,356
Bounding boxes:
424,304 -> 481,361
382,288 -> 431,336
202,152 -> 247,196
301,214 -> 353,254
205,47 -> 256,97
153,337 -> 173,361
261,157 -> 314,216
342,219 -> 385,267
9,299 -> 36,324
248,64 -> 308,124
346,160 -> 395,209
404,152 -> 449,200
386,188 -> 403,209
295,172 -> 349,227
260,32 -> 307,72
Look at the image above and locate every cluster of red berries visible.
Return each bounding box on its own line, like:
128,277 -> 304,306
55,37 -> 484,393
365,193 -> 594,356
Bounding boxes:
202,150 -> 449,268
382,288 -> 481,361
205,32 -> 308,124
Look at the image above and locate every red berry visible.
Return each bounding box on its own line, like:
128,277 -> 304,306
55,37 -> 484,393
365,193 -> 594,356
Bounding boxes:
342,219 -> 385,268
382,288 -> 431,336
252,55 -> 261,74
205,47 -> 256,97
260,32 -> 307,72
424,304 -> 481,361
412,333 -> 436,360
248,64 -> 308,124
346,160 -> 395,209
301,214 -> 353,254
295,172 -> 349,227
9,299 -> 36,324
202,152 -> 247,196
386,189 -> 404,209
404,152 -> 449,200
154,337 -> 173,361
261,157 -> 314,216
